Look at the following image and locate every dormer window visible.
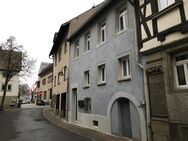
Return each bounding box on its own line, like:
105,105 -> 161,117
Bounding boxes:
158,0 -> 175,11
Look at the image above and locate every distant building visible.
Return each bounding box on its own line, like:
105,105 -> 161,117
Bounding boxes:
35,62 -> 53,104
0,50 -> 21,106
19,84 -> 31,103
0,73 -> 19,106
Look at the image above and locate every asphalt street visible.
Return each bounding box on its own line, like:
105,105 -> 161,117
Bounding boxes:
0,106 -> 92,141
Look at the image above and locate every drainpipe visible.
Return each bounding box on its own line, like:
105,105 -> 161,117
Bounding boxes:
65,41 -> 70,122
137,63 -> 151,141
49,55 -> 54,110
132,2 -> 151,140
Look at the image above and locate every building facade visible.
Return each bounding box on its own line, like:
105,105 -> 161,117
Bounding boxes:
135,0 -> 188,140
35,62 -> 53,104
0,49 -> 21,106
0,73 -> 19,106
49,2 -> 106,119
49,26 -> 70,118
68,0 -> 146,140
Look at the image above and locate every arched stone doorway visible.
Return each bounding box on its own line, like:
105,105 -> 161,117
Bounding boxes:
107,92 -> 147,141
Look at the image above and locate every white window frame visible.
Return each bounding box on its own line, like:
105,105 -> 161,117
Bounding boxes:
158,0 -> 175,11
74,41 -> 79,59
118,55 -> 131,81
100,23 -> 106,44
85,32 -> 91,53
98,64 -> 106,85
174,53 -> 188,88
84,70 -> 90,87
118,9 -> 127,32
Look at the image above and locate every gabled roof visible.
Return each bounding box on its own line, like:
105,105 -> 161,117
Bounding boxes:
68,0 -> 112,41
67,1 -> 107,39
38,62 -> 53,77
49,0 -> 107,56
49,22 -> 70,56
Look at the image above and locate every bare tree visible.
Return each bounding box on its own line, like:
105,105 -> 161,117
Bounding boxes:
0,36 -> 36,111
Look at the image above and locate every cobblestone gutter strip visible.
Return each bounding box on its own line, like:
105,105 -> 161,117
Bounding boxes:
43,107 -> 133,141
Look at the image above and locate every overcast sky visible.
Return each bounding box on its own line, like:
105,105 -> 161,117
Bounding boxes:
0,0 -> 104,87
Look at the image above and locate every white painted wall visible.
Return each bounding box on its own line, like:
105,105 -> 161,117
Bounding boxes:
0,71 -> 19,97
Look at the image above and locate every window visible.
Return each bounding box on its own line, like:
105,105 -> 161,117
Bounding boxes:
49,89 -> 52,99
64,42 -> 67,54
84,70 -> 90,87
8,85 -> 11,91
84,97 -> 91,113
58,72 -> 61,85
99,22 -> 106,44
48,75 -> 53,83
158,0 -> 175,11
63,66 -> 67,81
42,78 -> 46,85
98,64 -> 106,84
54,54 -> 57,66
54,76 -> 56,87
1,84 -> 12,92
84,32 -> 90,52
118,56 -> 131,80
44,91 -> 47,100
58,48 -> 61,61
93,120 -> 98,127
74,41 -> 79,58
36,81 -> 40,88
118,9 -> 127,32
174,53 -> 188,88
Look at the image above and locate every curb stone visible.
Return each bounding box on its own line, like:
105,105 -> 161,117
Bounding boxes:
43,107 -> 133,141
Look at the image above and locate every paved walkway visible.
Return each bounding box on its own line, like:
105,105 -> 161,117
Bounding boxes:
43,107 -> 132,141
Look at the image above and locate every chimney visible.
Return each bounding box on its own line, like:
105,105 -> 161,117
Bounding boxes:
92,4 -> 95,8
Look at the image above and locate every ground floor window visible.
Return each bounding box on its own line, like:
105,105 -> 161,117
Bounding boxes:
1,84 -> 12,92
174,52 -> 188,88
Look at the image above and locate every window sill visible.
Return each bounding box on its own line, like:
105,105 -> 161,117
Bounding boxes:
93,126 -> 99,129
118,76 -> 131,82
73,57 -> 79,61
175,85 -> 188,90
83,85 -> 90,89
97,82 -> 106,86
83,50 -> 91,55
116,29 -> 127,36
96,41 -> 107,48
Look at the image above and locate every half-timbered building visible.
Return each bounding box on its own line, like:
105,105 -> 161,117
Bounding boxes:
134,0 -> 188,140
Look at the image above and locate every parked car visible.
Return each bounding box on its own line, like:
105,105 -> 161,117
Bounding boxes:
9,99 -> 16,106
36,100 -> 45,106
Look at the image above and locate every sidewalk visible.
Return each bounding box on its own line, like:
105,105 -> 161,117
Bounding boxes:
43,107 -> 132,141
